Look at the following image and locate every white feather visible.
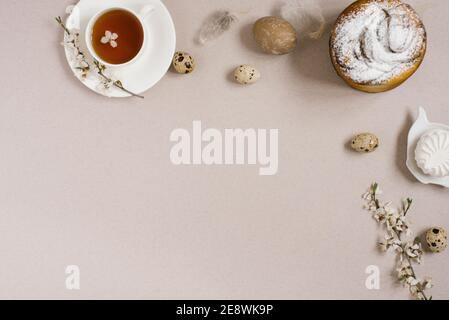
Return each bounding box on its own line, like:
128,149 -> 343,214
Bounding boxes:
198,11 -> 237,45
280,0 -> 326,40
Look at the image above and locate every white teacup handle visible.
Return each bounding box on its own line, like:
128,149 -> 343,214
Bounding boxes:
140,4 -> 155,18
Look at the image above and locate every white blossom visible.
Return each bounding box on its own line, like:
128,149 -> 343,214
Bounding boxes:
379,233 -> 401,252
101,30 -> 119,48
405,242 -> 423,263
422,278 -> 433,290
397,260 -> 413,280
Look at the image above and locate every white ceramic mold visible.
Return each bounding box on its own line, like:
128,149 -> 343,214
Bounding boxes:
407,107 -> 449,187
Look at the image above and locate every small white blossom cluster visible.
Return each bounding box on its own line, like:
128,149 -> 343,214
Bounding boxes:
56,15 -> 124,97
61,28 -> 90,78
92,60 -> 119,96
101,30 -> 119,48
362,183 -> 433,300
396,261 -> 433,300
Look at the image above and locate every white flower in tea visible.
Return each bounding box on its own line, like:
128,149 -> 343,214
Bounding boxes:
100,30 -> 119,48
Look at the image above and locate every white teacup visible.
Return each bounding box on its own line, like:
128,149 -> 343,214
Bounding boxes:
85,5 -> 154,67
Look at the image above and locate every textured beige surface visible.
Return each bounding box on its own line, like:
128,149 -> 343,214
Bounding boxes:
0,0 -> 448,299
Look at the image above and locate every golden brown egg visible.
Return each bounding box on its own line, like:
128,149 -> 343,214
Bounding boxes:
253,16 -> 297,55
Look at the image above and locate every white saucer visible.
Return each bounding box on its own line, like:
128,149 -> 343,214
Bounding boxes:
64,0 -> 176,97
406,107 -> 449,188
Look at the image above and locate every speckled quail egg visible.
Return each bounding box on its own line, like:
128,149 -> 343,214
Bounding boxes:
172,51 -> 195,74
253,16 -> 297,55
426,227 -> 447,253
233,65 -> 260,85
351,133 -> 379,153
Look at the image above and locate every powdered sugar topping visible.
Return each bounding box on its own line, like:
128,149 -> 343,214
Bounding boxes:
332,0 -> 426,85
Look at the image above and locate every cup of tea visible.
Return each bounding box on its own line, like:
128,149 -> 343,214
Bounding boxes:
85,6 -> 153,67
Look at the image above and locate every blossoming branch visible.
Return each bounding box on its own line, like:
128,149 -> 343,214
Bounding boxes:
362,183 -> 433,300
55,16 -> 143,98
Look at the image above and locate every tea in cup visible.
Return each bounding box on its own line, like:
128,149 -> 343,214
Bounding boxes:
86,6 -> 153,66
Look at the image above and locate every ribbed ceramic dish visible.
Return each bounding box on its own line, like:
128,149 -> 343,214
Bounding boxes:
415,129 -> 449,177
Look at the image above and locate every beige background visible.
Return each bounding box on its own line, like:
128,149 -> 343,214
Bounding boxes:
0,0 -> 448,299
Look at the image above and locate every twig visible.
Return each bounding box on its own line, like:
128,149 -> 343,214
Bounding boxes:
55,16 -> 70,35
93,60 -> 144,99
368,183 -> 431,300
